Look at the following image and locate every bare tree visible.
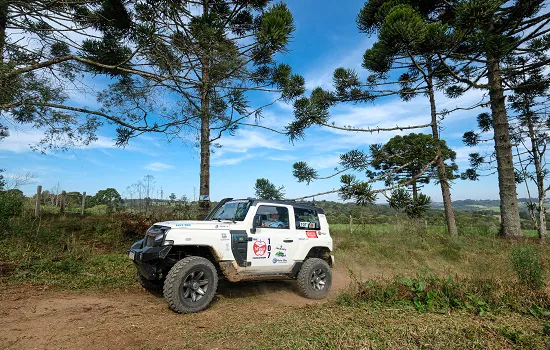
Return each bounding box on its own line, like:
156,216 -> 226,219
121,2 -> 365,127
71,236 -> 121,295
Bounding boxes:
3,171 -> 37,189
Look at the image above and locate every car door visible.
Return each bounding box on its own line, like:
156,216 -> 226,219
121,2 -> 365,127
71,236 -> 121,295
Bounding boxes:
247,204 -> 296,272
292,206 -> 322,260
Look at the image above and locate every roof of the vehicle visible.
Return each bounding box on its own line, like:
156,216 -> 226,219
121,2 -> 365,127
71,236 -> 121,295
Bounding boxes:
233,198 -> 325,214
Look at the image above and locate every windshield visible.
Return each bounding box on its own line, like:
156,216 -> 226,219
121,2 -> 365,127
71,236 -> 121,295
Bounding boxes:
211,200 -> 251,221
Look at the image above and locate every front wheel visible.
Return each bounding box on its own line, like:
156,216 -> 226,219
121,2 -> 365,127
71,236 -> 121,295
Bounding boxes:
163,256 -> 218,313
297,258 -> 332,300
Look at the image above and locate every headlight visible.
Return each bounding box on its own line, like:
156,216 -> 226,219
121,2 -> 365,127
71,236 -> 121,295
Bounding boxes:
145,225 -> 171,247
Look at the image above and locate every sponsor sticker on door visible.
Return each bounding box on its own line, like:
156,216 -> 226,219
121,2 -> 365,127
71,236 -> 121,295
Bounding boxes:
253,240 -> 267,256
306,230 -> 318,238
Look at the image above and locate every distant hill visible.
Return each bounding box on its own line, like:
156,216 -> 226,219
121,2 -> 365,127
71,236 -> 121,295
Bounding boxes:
430,198 -> 550,212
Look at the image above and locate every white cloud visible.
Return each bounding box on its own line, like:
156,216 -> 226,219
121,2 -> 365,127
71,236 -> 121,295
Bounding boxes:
0,129 -> 43,153
304,37 -> 375,90
257,108 -> 294,131
290,86 -> 491,157
306,154 -> 342,170
0,129 -> 120,153
216,129 -> 290,154
212,154 -> 255,166
267,154 -> 297,162
87,136 -> 118,149
0,128 -> 169,157
144,162 -> 175,171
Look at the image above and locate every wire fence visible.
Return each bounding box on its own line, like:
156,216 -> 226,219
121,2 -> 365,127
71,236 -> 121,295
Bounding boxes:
32,185 -> 201,219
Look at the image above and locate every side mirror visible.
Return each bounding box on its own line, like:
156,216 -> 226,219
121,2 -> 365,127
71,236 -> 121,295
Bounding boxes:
251,214 -> 262,234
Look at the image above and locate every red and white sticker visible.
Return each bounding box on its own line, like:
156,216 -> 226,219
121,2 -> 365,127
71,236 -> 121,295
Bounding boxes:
306,231 -> 318,238
253,240 -> 267,256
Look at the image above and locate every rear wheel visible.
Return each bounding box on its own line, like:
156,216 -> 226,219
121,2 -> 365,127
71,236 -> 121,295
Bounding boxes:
163,256 -> 218,313
297,258 -> 332,300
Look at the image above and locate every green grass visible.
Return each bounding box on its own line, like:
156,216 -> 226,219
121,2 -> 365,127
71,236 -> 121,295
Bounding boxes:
330,222 -> 549,282
37,204 -> 109,215
143,303 -> 550,350
338,274 -> 550,315
2,214 -> 550,348
0,213 -> 138,290
2,216 -> 549,291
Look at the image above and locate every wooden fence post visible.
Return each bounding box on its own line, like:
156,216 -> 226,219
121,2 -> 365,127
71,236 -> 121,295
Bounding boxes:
349,215 -> 353,236
81,192 -> 86,216
60,191 -> 66,213
35,185 -> 42,218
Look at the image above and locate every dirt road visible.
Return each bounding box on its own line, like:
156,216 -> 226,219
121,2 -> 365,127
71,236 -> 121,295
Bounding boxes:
1,266 -> 351,350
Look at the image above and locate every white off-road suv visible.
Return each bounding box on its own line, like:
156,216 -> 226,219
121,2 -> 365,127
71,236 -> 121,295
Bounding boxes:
128,198 -> 334,313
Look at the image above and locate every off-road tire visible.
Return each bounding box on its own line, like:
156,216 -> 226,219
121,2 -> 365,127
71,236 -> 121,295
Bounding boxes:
297,258 -> 332,300
163,256 -> 218,313
138,272 -> 163,292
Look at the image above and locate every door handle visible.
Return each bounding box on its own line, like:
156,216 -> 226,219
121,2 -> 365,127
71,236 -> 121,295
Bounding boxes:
283,239 -> 293,243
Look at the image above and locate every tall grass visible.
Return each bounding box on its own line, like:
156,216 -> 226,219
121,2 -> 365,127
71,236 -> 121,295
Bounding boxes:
511,245 -> 544,290
338,274 -> 550,316
1,214 -> 549,292
0,213 -> 141,289
330,222 -> 550,284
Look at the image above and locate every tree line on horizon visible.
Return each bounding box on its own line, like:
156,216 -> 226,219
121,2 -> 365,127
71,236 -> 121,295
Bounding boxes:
0,1 -> 549,240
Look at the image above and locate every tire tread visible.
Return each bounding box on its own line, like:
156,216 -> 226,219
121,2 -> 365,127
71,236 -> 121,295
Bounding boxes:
163,256 -> 218,313
297,258 -> 332,300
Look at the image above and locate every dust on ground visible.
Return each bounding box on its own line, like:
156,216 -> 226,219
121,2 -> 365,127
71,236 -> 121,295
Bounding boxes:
0,266 -> 353,350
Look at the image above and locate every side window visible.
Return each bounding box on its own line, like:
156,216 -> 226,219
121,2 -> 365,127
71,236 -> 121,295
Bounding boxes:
255,205 -> 290,229
294,208 -> 320,230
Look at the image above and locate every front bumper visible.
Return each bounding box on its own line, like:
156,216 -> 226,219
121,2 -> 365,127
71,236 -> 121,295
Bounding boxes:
128,239 -> 172,280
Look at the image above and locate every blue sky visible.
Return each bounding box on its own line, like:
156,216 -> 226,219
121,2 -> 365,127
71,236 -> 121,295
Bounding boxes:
2,1 -> 510,202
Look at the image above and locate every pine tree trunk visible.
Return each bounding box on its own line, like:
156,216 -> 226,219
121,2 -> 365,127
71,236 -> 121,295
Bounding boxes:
199,98 -> 211,218
538,197 -> 546,241
412,180 -> 418,202
527,116 -> 547,241
486,56 -> 522,237
426,66 -> 458,236
198,0 -> 211,219
0,1 -> 8,62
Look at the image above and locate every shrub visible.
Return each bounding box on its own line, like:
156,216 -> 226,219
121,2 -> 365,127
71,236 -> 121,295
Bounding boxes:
339,275 -> 550,315
115,212 -> 151,239
510,245 -> 543,290
0,189 -> 24,228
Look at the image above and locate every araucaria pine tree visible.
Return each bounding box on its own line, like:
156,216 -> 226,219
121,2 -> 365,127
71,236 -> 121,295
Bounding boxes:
426,0 -> 550,237
100,0 -> 305,215
0,0 -> 137,150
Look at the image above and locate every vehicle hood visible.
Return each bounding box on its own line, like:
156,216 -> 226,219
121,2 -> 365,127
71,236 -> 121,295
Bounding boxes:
155,220 -> 233,230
